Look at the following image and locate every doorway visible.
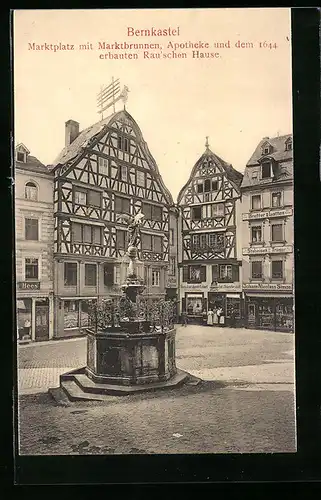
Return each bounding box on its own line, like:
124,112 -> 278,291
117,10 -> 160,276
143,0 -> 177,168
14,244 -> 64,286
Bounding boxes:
35,298 -> 49,341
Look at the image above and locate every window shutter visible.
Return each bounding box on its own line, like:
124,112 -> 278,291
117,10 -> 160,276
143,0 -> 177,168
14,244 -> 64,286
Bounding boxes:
212,264 -> 219,281
182,298 -> 186,313
232,265 -> 239,282
200,266 -> 206,282
203,298 -> 208,312
183,266 -> 189,282
104,264 -> 114,286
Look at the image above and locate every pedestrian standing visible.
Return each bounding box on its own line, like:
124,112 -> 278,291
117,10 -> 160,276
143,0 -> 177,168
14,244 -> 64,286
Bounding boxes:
217,307 -> 225,326
24,318 -> 31,338
213,306 -> 218,325
207,308 -> 214,326
181,311 -> 188,327
230,307 -> 236,328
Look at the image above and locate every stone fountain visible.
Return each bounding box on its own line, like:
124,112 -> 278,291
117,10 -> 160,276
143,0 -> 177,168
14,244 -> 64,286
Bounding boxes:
52,212 -> 189,401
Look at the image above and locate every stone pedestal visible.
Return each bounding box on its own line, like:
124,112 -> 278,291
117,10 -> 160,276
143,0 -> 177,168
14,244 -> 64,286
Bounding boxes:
86,328 -> 176,386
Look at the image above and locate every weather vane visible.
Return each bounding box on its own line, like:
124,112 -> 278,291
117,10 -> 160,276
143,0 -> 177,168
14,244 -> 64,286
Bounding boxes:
97,77 -> 130,119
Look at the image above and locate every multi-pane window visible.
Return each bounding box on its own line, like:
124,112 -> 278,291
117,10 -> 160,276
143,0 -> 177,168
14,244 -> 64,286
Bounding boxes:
212,180 -> 218,191
197,182 -> 203,193
151,269 -> 160,286
25,182 -> 38,201
64,262 -> 77,286
271,224 -> 283,242
85,264 -> 97,286
25,218 -> 38,240
74,190 -> 87,205
251,195 -> 261,210
114,196 -> 130,214
169,257 -> 176,276
271,192 -> 282,208
136,170 -> 145,187
191,232 -> 225,250
262,162 -> 272,178
219,265 -> 232,280
116,229 -> 127,249
251,226 -> 262,243
272,260 -> 283,279
141,233 -> 162,253
212,203 -> 224,217
114,266 -> 121,284
196,179 -> 218,193
143,203 -> 162,221
98,157 -> 109,175
72,223 -> 102,245
117,136 -> 130,152
204,179 -> 211,192
251,261 -> 263,279
25,258 -> 38,280
88,190 -> 101,207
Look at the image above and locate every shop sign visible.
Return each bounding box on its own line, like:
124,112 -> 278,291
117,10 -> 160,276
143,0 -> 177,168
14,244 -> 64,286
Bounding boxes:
183,284 -> 208,291
17,281 -> 40,290
243,283 -> 293,291
242,208 -> 292,221
242,245 -> 292,255
210,282 -> 241,293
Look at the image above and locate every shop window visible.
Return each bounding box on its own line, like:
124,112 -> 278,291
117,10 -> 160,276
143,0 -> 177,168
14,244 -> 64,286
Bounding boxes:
64,262 -> 77,286
25,258 -> 38,280
186,296 -> 203,315
226,298 -> 241,319
25,218 -> 39,240
271,192 -> 282,208
143,202 -> 162,221
115,195 -> 130,214
251,226 -> 262,243
17,298 -> 32,339
64,300 -> 79,328
136,170 -> 145,187
80,300 -> 93,327
25,182 -> 38,201
192,206 -> 202,220
152,269 -> 160,286
272,260 -> 283,279
251,261 -> 263,279
85,264 -> 97,286
98,157 -> 109,175
104,263 -> 114,286
251,195 -> 261,210
271,224 -> 283,242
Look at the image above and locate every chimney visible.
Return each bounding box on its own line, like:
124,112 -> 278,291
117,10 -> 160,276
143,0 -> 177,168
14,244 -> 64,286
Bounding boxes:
65,119 -> 80,147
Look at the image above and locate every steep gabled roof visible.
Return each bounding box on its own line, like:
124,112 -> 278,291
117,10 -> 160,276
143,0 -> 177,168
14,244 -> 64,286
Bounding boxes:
177,147 -> 243,204
51,109 -> 173,205
241,133 -> 293,189
15,145 -> 52,175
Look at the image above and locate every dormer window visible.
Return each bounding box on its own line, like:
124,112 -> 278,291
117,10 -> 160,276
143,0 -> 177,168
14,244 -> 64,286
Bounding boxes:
285,139 -> 292,151
261,161 -> 272,179
261,142 -> 272,156
17,152 -> 26,163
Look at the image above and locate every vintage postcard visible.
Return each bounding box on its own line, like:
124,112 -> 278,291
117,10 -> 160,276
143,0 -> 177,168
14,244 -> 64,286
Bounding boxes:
14,8 -> 295,457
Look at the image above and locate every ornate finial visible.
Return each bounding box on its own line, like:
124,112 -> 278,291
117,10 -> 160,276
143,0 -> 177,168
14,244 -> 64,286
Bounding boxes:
205,136 -> 210,150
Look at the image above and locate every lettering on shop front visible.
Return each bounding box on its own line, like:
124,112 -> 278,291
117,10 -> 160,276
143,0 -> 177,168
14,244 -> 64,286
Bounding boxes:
242,208 -> 293,221
243,283 -> 292,291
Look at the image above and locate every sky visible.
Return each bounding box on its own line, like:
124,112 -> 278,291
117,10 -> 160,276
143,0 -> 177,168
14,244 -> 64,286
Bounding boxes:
14,8 -> 292,201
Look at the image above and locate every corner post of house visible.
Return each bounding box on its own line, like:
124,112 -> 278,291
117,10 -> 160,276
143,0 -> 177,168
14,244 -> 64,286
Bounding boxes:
31,297 -> 36,341
49,292 -> 54,339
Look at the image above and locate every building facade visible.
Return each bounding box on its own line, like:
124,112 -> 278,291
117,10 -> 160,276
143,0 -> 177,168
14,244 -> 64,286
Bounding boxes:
177,140 -> 243,326
240,134 -> 294,332
15,144 -> 54,342
51,110 -> 176,338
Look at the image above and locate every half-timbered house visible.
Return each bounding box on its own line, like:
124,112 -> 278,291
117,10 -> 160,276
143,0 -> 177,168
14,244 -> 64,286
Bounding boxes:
177,139 -> 243,326
51,110 -> 175,338
240,134 -> 294,332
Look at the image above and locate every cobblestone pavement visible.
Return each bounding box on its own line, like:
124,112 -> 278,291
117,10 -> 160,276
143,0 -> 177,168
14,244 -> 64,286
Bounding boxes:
17,326 -> 296,454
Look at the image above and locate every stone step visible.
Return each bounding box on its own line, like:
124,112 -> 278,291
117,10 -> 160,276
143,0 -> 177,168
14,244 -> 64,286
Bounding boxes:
61,380 -> 113,402
48,386 -> 71,406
